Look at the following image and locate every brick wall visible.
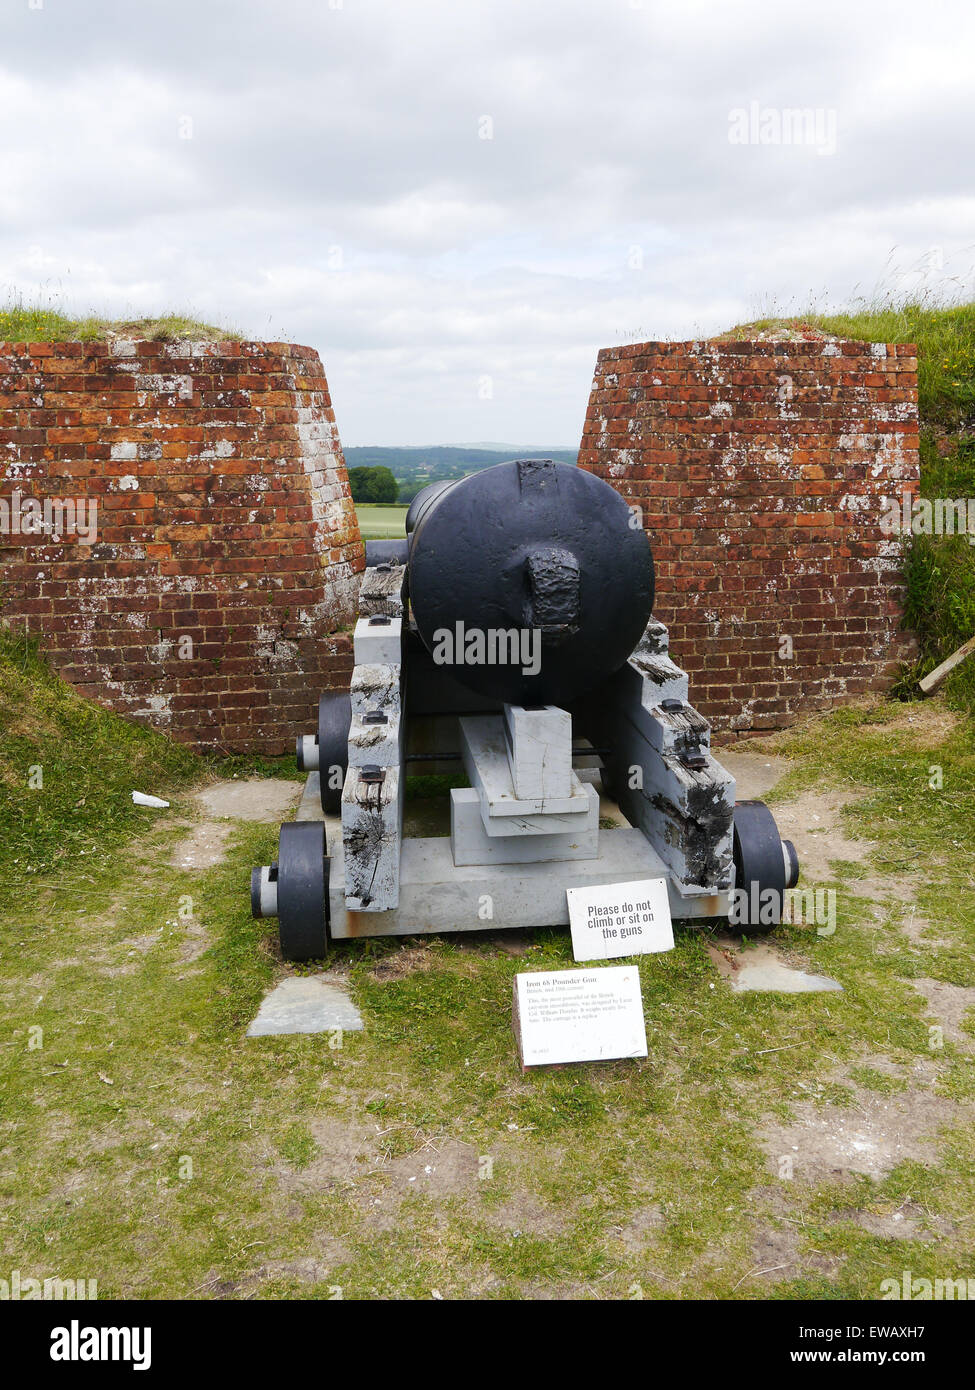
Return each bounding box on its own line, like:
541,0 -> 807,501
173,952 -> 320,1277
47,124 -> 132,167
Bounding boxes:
579,339 -> 920,733
0,339 -> 363,753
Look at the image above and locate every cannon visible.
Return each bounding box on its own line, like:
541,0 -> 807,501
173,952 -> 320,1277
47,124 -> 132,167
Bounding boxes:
252,459 -> 798,959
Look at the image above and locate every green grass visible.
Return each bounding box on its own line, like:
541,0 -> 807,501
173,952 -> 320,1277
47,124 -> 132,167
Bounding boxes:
0,629 -> 199,905
354,502 -> 409,540
0,295 -> 240,344
2,662 -> 974,1297
722,297 -> 975,715
0,629 -> 297,911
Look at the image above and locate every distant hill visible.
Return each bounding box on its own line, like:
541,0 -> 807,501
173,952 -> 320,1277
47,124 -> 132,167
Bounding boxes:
344,445 -> 579,502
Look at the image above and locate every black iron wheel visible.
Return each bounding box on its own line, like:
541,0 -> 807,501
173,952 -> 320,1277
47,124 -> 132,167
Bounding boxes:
732,799 -> 794,932
277,822 -> 329,961
317,691 -> 352,815
250,860 -> 277,919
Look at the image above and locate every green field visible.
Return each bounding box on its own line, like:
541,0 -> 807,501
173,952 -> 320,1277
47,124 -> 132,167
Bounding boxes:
355,503 -> 409,540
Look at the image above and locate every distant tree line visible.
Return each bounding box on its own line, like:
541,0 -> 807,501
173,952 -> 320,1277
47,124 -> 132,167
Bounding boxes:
347,466 -> 399,503
344,447 -> 578,505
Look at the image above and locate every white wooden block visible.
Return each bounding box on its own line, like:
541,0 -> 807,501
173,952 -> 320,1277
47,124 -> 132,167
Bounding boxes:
643,702 -> 711,755
353,616 -> 402,666
459,716 -> 589,820
503,703 -> 572,801
349,662 -> 401,717
622,621 -> 689,706
612,709 -> 734,893
348,706 -> 403,769
480,802 -> 593,837
643,619 -> 670,654
450,785 -> 599,865
358,563 -> 406,617
342,765 -> 402,911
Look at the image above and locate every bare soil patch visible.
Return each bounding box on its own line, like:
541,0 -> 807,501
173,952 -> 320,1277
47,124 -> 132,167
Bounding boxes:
367,944 -> 436,980
747,1223 -> 842,1285
172,821 -> 234,871
771,790 -> 875,884
911,977 -> 975,1050
757,1083 -> 970,1184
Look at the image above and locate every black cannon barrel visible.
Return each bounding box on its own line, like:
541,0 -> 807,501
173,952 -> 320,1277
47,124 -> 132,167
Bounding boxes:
406,459 -> 653,705
364,538 -> 410,567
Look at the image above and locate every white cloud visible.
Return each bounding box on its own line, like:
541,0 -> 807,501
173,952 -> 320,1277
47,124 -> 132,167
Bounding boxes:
0,0 -> 973,443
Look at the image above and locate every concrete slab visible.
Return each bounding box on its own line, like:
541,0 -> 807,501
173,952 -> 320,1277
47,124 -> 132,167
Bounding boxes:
718,751 -> 791,802
708,940 -> 843,994
246,975 -> 364,1037
329,825 -> 728,937
296,772 -> 323,821
450,785 -> 599,864
195,777 -> 303,822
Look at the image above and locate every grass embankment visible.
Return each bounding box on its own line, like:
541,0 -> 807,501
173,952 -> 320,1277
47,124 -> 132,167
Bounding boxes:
0,630 -> 199,905
723,301 -> 975,714
0,630 -> 292,909
0,299 -> 240,344
1,629 -> 973,1296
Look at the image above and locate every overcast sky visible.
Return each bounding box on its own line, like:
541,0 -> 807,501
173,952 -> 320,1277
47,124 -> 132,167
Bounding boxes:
1,0 -> 972,446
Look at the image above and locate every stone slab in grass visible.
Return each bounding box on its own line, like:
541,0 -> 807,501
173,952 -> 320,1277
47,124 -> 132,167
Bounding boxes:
716,750 -> 791,802
247,976 -> 364,1036
708,941 -> 843,994
195,777 -> 304,823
